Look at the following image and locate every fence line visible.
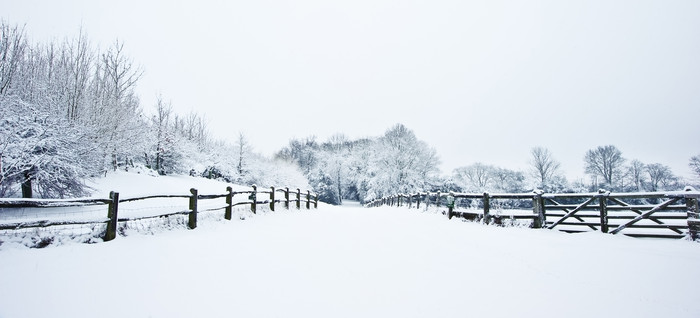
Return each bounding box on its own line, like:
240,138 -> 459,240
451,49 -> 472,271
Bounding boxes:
0,185 -> 319,243
365,187 -> 700,240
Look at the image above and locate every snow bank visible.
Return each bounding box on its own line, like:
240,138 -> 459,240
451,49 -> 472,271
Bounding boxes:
1,204 -> 699,318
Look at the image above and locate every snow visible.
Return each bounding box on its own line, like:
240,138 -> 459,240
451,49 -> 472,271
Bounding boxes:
1,173 -> 700,317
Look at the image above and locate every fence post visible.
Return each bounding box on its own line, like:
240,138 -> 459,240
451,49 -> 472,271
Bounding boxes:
408,194 -> 412,208
436,191 -> 441,207
188,188 -> 198,229
225,186 -> 233,220
532,190 -> 545,229
425,193 -> 430,209
296,188 -> 301,209
270,186 -> 275,211
447,193 -> 455,219
285,187 -> 290,209
483,192 -> 490,224
314,195 -> 319,208
306,190 -> 311,209
599,189 -> 609,233
686,187 -> 699,241
250,185 -> 257,214
105,191 -> 119,241
417,193 -> 422,209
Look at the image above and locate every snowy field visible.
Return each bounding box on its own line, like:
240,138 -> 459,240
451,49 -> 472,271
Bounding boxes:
1,174 -> 700,317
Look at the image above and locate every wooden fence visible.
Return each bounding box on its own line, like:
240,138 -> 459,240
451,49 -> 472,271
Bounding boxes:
0,185 -> 319,242
365,187 -> 700,240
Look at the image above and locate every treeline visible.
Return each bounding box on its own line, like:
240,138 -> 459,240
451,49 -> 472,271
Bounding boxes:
276,124 -> 440,204
0,22 -> 307,198
277,125 -> 699,204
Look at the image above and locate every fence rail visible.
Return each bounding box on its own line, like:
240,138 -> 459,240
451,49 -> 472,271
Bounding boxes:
365,187 -> 700,240
0,185 -> 319,242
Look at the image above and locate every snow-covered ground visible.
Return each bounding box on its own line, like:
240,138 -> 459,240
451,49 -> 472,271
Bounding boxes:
1,173 -> 700,317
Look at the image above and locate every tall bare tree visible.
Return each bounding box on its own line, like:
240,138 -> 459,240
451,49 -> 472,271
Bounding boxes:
690,155 -> 700,179
646,163 -> 676,191
63,28 -> 93,121
529,146 -> 561,190
95,40 -> 144,171
151,96 -> 173,173
0,22 -> 27,96
584,145 -> 625,188
626,159 -> 646,192
235,132 -> 251,180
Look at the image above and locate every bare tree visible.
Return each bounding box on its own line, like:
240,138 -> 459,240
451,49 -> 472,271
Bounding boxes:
646,163 -> 676,191
151,96 -> 173,173
236,132 -> 251,178
690,155 -> 700,179
96,40 -> 144,171
0,22 -> 27,96
453,163 -> 493,192
63,28 -> 93,121
529,147 -> 561,190
626,159 -> 646,192
584,145 -> 625,188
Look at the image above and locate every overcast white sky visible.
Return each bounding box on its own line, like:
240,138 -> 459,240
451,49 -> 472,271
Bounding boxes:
3,0 -> 700,181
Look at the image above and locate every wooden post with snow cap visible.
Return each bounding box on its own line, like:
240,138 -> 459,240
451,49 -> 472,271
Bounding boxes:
436,191 -> 441,207
284,187 -> 290,209
250,185 -> 257,214
416,193 -> 422,209
306,190 -> 311,209
188,188 -> 198,229
447,192 -> 455,219
314,194 -> 319,208
270,186 -> 275,211
105,191 -> 119,241
225,186 -> 233,220
532,190 -> 545,229
685,187 -> 700,241
482,192 -> 490,224
598,189 -> 609,233
296,188 -> 301,209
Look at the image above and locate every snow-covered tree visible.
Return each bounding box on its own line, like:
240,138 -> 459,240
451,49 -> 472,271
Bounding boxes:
92,40 -> 146,172
0,94 -> 91,198
364,124 -> 439,200
624,159 -> 646,192
451,163 -> 526,193
646,163 -> 678,192
276,124 -> 440,204
584,145 -> 625,190
0,23 -> 27,96
529,146 -> 563,191
690,155 -> 700,180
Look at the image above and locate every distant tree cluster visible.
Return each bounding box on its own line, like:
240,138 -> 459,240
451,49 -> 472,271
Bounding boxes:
0,22 -> 307,198
276,124 -> 440,204
583,145 -> 682,192
443,143 -> 690,195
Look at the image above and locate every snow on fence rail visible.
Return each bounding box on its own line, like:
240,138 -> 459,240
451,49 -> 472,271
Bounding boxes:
0,185 -> 319,243
365,187 -> 700,240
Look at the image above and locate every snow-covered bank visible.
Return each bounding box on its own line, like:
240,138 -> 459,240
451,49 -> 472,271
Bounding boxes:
1,205 -> 699,318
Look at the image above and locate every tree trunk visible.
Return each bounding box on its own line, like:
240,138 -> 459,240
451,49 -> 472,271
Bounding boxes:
21,171 -> 32,198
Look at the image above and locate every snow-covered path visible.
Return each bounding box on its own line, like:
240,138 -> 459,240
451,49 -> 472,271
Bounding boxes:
1,205 -> 699,318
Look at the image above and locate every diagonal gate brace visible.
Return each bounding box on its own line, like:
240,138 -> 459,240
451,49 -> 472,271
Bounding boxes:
610,197 -> 681,235
607,197 -> 684,235
547,197 -> 598,230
